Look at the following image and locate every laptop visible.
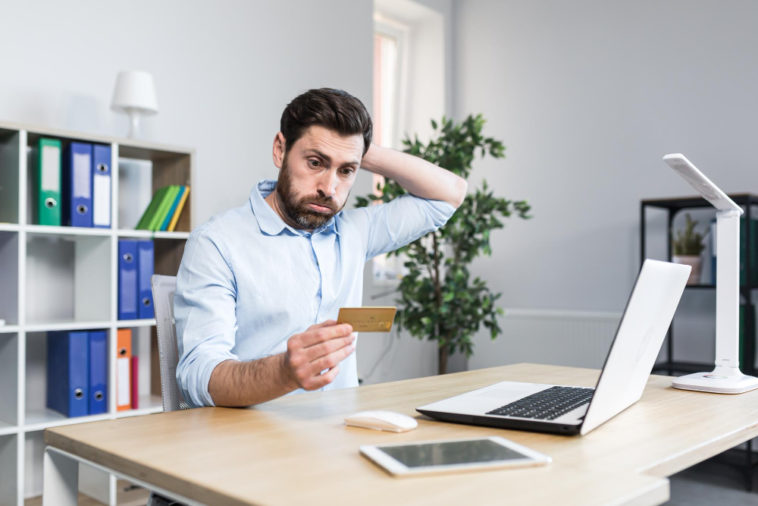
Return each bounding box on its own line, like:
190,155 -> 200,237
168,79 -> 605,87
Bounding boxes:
417,259 -> 690,436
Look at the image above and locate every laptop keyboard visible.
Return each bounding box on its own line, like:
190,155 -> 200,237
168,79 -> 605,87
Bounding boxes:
486,386 -> 594,420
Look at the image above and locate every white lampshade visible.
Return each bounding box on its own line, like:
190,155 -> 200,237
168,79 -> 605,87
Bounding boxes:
111,70 -> 158,115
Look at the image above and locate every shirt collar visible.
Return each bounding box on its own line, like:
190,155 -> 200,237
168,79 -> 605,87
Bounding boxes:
250,179 -> 339,236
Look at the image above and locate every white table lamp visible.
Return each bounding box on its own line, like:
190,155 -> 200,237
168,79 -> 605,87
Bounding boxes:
664,153 -> 758,394
111,70 -> 158,138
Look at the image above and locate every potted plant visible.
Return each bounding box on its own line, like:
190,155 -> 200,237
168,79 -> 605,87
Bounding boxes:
672,213 -> 705,285
356,115 -> 530,374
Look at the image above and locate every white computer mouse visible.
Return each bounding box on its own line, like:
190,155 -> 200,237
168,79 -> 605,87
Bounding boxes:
344,410 -> 418,433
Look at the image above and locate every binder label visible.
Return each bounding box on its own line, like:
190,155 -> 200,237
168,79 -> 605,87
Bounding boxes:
41,145 -> 60,191
117,357 -> 130,407
93,174 -> 110,225
74,152 -> 91,198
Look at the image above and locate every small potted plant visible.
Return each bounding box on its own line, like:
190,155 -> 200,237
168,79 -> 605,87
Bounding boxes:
672,213 -> 705,285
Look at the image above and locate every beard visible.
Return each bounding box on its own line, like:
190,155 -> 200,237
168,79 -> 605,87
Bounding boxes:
276,155 -> 345,229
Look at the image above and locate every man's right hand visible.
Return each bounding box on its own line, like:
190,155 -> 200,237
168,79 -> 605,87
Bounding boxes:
282,320 -> 356,391
208,320 -> 356,407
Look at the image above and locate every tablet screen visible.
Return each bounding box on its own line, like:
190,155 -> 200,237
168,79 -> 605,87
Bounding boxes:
377,438 -> 531,468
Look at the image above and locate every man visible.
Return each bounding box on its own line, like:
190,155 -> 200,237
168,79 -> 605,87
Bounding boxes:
175,88 -> 466,407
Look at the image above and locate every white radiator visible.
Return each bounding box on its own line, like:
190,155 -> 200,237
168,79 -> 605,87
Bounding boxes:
469,308 -> 622,370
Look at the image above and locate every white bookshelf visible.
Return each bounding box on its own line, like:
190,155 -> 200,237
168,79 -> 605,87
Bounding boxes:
0,121 -> 194,506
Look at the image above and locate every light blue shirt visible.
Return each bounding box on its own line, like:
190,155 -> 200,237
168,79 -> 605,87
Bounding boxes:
174,179 -> 455,407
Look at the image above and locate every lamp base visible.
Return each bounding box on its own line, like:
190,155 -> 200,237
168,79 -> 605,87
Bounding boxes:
672,368 -> 758,394
127,110 -> 141,139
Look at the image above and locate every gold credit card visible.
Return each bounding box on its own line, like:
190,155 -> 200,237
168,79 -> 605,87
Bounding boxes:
337,306 -> 397,332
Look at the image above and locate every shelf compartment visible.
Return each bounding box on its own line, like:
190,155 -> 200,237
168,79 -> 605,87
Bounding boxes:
24,132 -> 114,229
0,434 -> 18,505
155,237 -> 187,276
117,326 -> 161,415
0,231 -> 19,325
0,334 -> 18,428
118,148 -> 192,233
25,234 -> 110,324
25,331 -> 67,427
24,331 -> 113,428
23,430 -> 44,499
0,128 -> 20,225
117,157 -> 153,231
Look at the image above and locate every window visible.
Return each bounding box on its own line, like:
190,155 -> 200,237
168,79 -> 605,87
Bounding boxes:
373,14 -> 408,150
371,3 -> 445,285
371,15 -> 409,284
373,30 -> 400,149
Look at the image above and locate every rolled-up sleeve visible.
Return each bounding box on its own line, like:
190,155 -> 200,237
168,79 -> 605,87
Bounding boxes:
174,227 -> 239,407
363,194 -> 456,260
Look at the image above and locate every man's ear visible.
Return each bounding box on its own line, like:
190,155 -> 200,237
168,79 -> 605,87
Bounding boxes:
272,132 -> 286,169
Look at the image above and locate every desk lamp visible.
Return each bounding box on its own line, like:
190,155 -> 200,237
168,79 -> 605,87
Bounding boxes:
663,153 -> 758,394
111,70 -> 158,138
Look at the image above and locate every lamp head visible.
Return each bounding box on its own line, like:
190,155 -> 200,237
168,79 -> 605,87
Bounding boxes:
111,70 -> 158,115
663,153 -> 741,213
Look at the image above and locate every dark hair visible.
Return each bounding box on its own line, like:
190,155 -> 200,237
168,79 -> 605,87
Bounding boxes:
280,88 -> 373,156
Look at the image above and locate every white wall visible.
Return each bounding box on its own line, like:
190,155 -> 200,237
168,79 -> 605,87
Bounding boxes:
0,0 -> 374,225
455,0 -> 758,310
416,0 -> 456,116
453,0 -> 758,365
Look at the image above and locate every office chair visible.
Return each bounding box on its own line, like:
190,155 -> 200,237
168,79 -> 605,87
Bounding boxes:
151,274 -> 189,411
148,275 -> 190,506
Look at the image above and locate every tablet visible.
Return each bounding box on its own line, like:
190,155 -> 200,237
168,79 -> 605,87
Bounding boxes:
360,436 -> 551,477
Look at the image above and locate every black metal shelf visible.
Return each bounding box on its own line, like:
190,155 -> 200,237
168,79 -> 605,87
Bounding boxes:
652,360 -> 716,376
641,194 -> 758,377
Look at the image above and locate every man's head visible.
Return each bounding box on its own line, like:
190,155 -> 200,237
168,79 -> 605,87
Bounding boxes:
271,89 -> 373,230
279,88 -> 372,157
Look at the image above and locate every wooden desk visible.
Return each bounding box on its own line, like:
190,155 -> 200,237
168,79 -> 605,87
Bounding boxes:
43,363 -> 758,505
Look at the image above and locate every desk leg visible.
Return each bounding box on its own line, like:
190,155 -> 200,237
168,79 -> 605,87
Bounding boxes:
43,447 -> 79,506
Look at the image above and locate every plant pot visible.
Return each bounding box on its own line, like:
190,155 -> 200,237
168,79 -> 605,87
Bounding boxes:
673,255 -> 702,285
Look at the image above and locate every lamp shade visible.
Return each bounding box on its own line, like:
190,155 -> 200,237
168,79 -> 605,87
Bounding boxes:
111,70 -> 158,115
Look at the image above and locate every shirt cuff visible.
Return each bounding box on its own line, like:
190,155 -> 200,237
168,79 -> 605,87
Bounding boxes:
177,348 -> 237,408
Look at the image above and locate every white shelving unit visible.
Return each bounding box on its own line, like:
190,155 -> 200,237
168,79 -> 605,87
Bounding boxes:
0,121 -> 194,505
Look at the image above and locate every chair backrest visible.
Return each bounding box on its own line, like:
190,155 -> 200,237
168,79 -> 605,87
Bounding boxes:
151,274 -> 189,411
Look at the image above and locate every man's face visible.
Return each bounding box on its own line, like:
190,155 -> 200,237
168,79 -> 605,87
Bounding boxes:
273,125 -> 363,230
